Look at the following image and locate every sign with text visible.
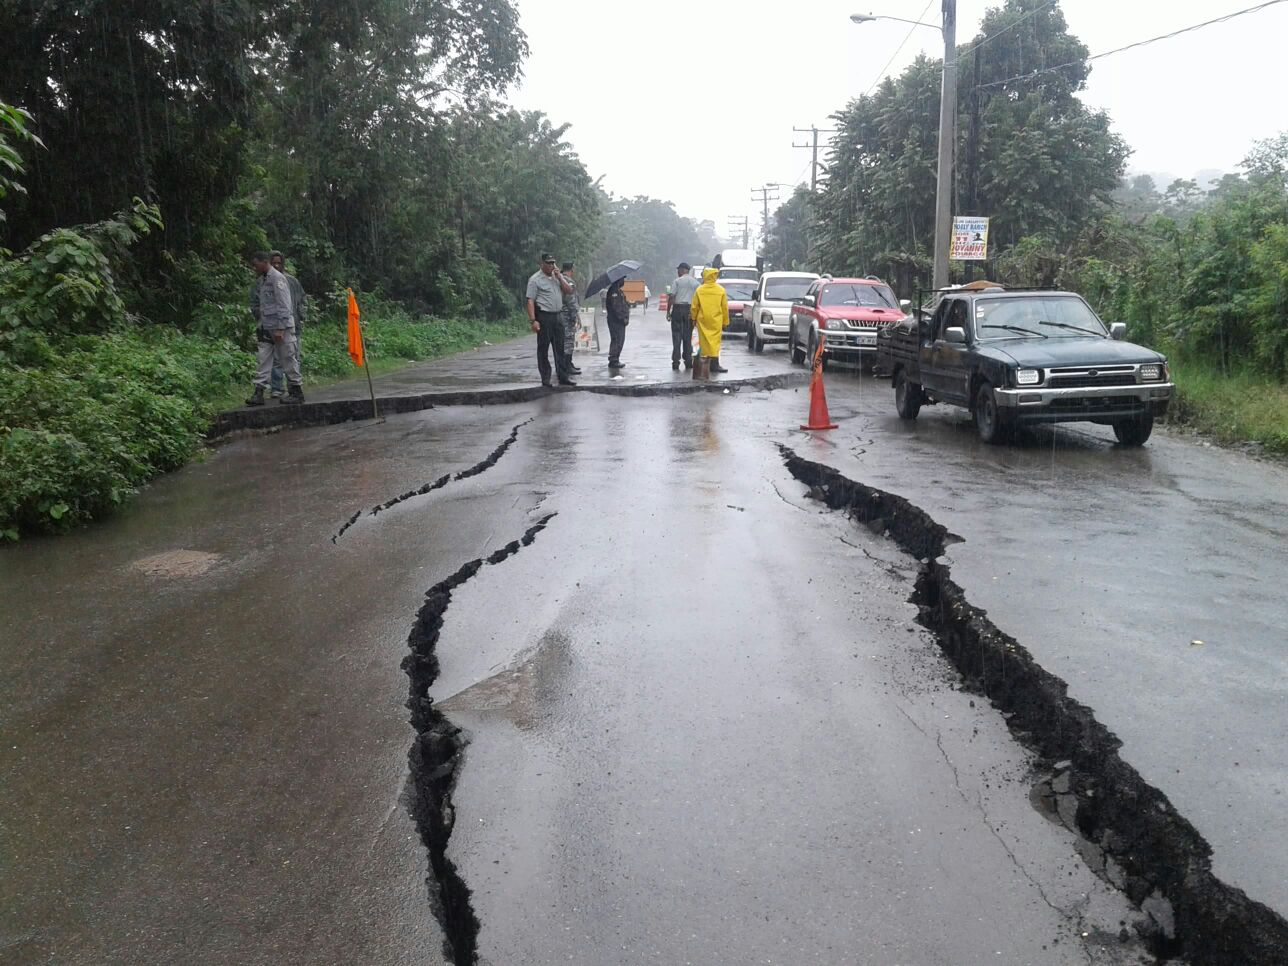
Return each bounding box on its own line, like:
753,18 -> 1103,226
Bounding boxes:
950,216 -> 990,260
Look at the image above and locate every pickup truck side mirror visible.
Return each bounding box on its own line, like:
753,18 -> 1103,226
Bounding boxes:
944,326 -> 967,345
794,296 -> 816,307
900,299 -> 912,310
1109,322 -> 1127,341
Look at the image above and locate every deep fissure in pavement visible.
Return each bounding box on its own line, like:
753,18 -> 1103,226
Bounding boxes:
401,512 -> 556,965
779,446 -> 1288,966
332,420 -> 533,542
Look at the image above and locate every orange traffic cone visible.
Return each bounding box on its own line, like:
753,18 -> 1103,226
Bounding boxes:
800,338 -> 839,430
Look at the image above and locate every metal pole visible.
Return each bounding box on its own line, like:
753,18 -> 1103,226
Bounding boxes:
933,0 -> 957,290
360,327 -> 380,421
811,127 -> 820,192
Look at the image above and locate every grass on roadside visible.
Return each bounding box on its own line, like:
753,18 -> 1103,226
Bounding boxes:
1165,359 -> 1288,455
1,312 -> 529,539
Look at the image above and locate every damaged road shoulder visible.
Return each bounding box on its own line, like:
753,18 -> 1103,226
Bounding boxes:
401,511 -> 556,965
778,444 -> 1288,966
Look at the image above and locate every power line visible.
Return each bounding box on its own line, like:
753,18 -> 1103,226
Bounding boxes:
958,0 -> 1058,58
978,0 -> 1288,90
861,0 -> 937,98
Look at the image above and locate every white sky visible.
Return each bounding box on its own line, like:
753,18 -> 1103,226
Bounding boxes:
508,0 -> 1288,240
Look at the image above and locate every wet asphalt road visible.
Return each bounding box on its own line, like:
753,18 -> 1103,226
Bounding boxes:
2,314 -> 1285,963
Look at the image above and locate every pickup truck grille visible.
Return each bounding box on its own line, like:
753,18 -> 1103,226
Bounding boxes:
1046,371 -> 1137,389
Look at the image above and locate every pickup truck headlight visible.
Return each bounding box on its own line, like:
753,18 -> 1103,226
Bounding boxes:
826,318 -> 848,329
1139,364 -> 1162,381
1016,368 -> 1042,386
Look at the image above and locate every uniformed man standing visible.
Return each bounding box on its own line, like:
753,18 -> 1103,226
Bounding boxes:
245,251 -> 304,406
526,253 -> 576,387
668,262 -> 701,370
557,261 -> 582,376
269,250 -> 307,397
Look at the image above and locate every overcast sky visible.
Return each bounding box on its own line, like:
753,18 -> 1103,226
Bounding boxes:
507,0 -> 1288,241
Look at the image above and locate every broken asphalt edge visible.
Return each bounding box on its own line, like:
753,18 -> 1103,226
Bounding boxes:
401,512 -> 557,965
778,445 -> 1288,966
207,373 -> 809,439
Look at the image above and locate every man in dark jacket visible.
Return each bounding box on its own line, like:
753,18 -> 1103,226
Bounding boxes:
605,278 -> 630,370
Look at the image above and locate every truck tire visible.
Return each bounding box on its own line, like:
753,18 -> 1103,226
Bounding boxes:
1113,414 -> 1154,446
973,381 -> 1011,444
807,331 -> 829,372
790,328 -> 806,365
894,369 -> 922,420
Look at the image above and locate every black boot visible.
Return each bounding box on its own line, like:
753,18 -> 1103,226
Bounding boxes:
710,356 -> 728,373
245,387 -> 266,407
280,384 -> 305,405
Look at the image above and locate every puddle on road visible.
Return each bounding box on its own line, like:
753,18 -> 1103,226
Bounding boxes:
438,630 -> 572,732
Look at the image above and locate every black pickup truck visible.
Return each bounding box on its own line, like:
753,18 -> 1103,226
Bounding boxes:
875,288 -> 1173,445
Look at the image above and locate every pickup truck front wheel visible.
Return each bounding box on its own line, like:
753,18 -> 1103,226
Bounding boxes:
1113,414 -> 1154,446
807,331 -> 829,372
973,381 -> 1012,444
789,328 -> 806,365
894,370 -> 922,420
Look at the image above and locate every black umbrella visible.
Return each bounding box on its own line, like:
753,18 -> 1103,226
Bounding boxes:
584,260 -> 643,299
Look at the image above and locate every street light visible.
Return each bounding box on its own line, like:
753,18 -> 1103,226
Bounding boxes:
852,3 -> 957,290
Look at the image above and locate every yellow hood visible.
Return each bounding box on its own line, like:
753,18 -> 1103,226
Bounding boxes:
702,268 -> 720,285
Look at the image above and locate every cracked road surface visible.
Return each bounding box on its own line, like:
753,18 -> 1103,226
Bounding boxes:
3,321 -> 1285,963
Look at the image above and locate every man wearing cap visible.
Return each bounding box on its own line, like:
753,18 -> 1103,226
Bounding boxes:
668,263 -> 701,370
526,253 -> 576,387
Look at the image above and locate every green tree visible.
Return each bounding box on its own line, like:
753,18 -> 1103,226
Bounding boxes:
816,0 -> 1127,287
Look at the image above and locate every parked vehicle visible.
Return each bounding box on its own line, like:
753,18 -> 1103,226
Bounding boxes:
875,287 -> 1173,446
746,272 -> 820,352
788,276 -> 906,369
718,266 -> 760,282
717,278 -> 758,334
712,248 -> 763,273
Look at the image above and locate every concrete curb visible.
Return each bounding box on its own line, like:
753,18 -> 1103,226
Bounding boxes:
207,372 -> 809,438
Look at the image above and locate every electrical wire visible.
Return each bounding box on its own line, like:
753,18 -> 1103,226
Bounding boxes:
958,0 -> 1059,59
978,0 -> 1288,90
861,0 -> 937,98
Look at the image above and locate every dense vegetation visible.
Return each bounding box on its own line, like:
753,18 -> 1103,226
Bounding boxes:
0,1 -> 719,538
773,0 -> 1288,453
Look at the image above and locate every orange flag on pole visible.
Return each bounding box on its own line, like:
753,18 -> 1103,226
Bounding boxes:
346,288 -> 364,367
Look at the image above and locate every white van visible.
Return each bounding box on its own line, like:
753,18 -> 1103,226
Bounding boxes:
745,271 -> 821,353
712,248 -> 763,282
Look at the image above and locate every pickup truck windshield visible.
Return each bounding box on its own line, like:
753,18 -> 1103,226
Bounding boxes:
820,283 -> 897,309
764,278 -> 815,301
719,282 -> 757,301
975,296 -> 1108,339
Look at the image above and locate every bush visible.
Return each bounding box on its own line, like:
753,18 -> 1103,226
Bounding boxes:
0,329 -> 250,537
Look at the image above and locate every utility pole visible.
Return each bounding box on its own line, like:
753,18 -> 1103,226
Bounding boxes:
751,184 -> 781,257
965,47 -> 983,283
792,125 -> 836,192
933,0 -> 958,290
727,215 -> 749,250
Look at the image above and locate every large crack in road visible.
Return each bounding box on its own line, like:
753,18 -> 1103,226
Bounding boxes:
779,445 -> 1288,965
400,511 -> 556,964
332,419 -> 534,542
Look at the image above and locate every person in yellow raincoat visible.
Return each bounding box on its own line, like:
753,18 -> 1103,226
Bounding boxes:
690,268 -> 730,375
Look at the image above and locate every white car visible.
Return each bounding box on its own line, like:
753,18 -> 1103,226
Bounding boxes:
745,272 -> 821,353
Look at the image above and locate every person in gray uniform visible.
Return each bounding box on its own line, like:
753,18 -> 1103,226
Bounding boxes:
668,262 -> 701,370
269,250 -> 307,396
526,253 -> 576,387
245,251 -> 303,406
557,261 -> 582,375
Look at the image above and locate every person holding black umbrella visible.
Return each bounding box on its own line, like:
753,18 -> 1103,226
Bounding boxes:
526,252 -> 576,387
604,277 -> 630,370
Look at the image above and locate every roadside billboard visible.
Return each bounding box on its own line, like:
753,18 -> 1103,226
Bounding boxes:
950,216 -> 989,260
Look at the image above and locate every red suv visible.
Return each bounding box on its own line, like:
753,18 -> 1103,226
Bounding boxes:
788,276 -> 907,368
